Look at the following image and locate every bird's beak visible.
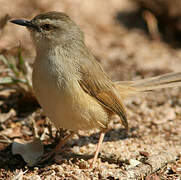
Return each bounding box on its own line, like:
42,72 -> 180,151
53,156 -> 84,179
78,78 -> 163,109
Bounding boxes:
10,19 -> 38,29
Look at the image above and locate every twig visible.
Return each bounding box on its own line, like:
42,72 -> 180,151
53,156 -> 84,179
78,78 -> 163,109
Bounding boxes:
29,112 -> 39,138
0,134 -> 12,143
142,10 -> 161,40
100,146 -> 180,179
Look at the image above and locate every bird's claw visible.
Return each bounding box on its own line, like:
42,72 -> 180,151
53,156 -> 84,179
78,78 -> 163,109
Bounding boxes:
37,151 -> 55,164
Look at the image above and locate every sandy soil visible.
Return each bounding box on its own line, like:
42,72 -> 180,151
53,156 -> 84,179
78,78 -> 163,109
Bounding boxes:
0,0 -> 181,179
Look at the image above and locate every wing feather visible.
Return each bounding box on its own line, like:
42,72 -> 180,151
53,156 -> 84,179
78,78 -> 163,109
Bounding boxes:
78,56 -> 128,129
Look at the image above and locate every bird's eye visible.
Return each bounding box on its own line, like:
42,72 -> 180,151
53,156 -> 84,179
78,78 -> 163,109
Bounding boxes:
41,24 -> 51,31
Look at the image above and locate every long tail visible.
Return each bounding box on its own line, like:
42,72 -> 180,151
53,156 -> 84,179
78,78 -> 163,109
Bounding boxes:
115,72 -> 181,97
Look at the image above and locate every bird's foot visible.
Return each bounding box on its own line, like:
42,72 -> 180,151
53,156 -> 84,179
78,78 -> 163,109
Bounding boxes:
37,132 -> 75,164
37,150 -> 56,164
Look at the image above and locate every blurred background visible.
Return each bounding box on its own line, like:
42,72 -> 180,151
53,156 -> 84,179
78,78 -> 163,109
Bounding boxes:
1,0 -> 181,179
1,0 -> 181,81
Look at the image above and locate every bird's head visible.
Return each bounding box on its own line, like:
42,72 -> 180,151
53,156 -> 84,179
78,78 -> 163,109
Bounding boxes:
10,11 -> 84,49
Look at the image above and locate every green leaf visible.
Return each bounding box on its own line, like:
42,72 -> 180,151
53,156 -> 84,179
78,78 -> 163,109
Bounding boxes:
0,77 -> 27,85
0,55 -> 19,77
0,77 -> 14,84
18,47 -> 26,75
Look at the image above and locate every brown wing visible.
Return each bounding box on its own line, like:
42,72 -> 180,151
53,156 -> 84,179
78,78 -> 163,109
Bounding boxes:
78,55 -> 128,130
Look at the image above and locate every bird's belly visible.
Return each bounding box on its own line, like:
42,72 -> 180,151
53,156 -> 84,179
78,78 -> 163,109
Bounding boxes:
32,66 -> 108,131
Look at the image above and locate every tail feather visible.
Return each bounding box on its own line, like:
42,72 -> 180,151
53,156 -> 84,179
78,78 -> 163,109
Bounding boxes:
115,72 -> 181,97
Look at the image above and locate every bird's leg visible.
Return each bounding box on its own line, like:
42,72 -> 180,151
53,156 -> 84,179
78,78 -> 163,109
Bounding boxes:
54,132 -> 75,154
38,132 -> 74,163
90,131 -> 105,168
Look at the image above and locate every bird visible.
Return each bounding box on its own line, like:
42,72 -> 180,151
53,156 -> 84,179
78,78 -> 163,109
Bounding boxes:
10,11 -> 181,167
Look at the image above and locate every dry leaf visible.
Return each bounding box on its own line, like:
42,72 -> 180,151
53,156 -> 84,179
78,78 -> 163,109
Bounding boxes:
12,169 -> 28,180
12,138 -> 44,166
1,127 -> 22,138
128,159 -> 141,168
145,174 -> 160,180
139,151 -> 150,157
0,108 -> 16,123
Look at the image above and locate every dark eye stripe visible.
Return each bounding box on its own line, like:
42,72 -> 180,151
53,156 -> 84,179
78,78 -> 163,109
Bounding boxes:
41,24 -> 51,31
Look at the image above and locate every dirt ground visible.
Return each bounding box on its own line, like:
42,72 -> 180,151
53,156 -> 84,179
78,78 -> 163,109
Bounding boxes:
1,0 -> 181,179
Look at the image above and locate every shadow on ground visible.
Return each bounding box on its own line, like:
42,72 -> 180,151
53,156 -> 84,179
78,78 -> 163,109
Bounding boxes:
0,126 -> 139,170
